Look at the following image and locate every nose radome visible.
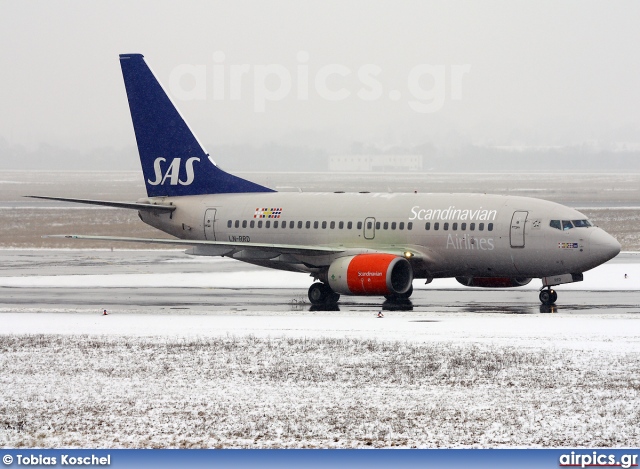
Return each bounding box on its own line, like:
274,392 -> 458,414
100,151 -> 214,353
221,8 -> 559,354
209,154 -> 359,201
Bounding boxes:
590,228 -> 621,263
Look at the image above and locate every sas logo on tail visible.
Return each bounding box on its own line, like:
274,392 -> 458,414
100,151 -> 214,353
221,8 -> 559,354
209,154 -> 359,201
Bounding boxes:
147,157 -> 200,186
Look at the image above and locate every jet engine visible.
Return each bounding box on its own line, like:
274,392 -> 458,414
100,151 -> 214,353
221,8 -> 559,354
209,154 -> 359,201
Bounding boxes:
455,277 -> 532,288
327,254 -> 413,296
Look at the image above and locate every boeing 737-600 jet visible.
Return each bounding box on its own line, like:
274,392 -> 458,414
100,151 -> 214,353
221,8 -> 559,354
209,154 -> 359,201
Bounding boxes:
32,54 -> 621,306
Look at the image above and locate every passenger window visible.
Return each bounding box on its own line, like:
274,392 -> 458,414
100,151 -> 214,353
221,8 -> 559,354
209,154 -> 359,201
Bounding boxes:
258,221 -> 263,228
367,221 -> 372,229
250,220 -> 255,228
339,221 -> 344,229
348,222 -> 353,229
296,221 -> 301,229
562,220 -> 573,230
242,220 -> 247,228
274,221 -> 278,228
399,222 -> 405,230
550,220 -> 561,230
305,221 -> 310,229
479,223 -> 484,231
443,222 -> 449,230
265,221 -> 270,228
321,221 -> 327,229
425,222 -> 430,230
434,222 -> 439,231
227,220 -> 232,228
233,220 -> 238,228
313,221 -> 319,229
376,222 -> 381,229
330,221 -> 335,229
461,223 -> 467,230
391,222 -> 396,230
383,222 -> 389,230
357,222 -> 363,230
408,222 -> 413,230
488,223 -> 493,231
470,223 -> 475,231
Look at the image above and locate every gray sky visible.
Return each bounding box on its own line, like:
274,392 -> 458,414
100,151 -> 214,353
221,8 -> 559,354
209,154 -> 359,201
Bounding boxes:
1,0 -> 639,154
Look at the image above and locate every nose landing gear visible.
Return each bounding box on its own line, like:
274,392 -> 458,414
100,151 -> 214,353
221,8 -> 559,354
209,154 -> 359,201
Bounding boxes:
539,287 -> 557,305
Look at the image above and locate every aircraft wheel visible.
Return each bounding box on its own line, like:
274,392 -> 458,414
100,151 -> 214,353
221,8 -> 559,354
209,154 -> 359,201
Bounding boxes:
308,283 -> 328,305
539,288 -> 556,305
385,285 -> 414,301
398,284 -> 414,299
326,291 -> 341,304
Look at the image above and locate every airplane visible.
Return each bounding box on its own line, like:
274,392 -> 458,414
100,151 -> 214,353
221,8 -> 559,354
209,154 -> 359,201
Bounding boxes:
31,53 -> 621,306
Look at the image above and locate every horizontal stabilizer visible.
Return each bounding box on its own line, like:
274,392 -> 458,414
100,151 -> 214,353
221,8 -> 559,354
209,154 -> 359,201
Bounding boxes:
26,196 -> 176,212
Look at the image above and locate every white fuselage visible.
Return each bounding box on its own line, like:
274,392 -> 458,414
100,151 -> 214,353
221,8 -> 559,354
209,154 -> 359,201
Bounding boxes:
138,192 -> 620,280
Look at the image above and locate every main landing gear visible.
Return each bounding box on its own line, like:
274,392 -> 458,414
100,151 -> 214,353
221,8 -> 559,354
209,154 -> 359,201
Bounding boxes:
308,282 -> 341,305
539,287 -> 558,306
384,285 -> 414,302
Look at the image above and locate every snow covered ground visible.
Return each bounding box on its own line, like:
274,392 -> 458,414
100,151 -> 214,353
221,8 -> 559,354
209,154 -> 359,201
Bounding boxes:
1,334 -> 638,448
2,309 -> 639,352
2,307 -> 639,448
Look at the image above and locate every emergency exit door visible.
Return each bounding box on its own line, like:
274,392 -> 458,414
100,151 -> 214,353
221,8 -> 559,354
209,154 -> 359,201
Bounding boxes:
204,209 -> 217,240
364,217 -> 376,240
510,211 -> 528,248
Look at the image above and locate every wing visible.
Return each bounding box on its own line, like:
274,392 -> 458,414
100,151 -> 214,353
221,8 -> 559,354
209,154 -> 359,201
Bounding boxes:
45,234 -> 345,257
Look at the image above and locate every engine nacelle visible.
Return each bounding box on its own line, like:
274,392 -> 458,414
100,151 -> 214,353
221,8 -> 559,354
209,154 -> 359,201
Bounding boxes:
455,276 -> 532,288
327,254 -> 413,296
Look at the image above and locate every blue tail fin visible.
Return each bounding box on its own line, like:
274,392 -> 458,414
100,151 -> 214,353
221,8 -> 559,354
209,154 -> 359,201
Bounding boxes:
119,54 -> 274,197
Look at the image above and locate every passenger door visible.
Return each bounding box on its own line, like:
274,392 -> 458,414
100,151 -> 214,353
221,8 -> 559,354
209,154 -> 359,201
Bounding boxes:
510,211 -> 528,248
204,208 -> 217,240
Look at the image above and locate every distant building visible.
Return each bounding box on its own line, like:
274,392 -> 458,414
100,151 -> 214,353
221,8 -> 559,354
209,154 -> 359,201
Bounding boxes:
329,154 -> 423,172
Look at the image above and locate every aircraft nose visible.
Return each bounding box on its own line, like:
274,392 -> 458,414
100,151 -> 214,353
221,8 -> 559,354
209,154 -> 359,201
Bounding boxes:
589,228 -> 621,264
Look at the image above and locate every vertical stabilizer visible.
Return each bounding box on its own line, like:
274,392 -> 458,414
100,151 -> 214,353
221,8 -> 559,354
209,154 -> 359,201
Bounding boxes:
119,54 -> 274,197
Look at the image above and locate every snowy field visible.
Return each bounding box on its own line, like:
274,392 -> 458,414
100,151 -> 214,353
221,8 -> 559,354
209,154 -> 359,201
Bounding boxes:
1,249 -> 640,448
1,334 -> 639,448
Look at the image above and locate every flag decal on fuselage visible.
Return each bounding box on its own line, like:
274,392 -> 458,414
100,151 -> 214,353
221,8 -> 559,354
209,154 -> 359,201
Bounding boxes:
558,242 -> 579,249
254,208 -> 283,219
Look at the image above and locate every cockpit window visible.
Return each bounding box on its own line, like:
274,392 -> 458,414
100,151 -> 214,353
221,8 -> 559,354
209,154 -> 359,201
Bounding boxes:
572,219 -> 592,228
551,219 -> 592,230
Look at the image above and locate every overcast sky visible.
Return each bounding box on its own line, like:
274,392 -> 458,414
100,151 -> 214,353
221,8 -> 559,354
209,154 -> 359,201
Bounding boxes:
1,0 -> 639,154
